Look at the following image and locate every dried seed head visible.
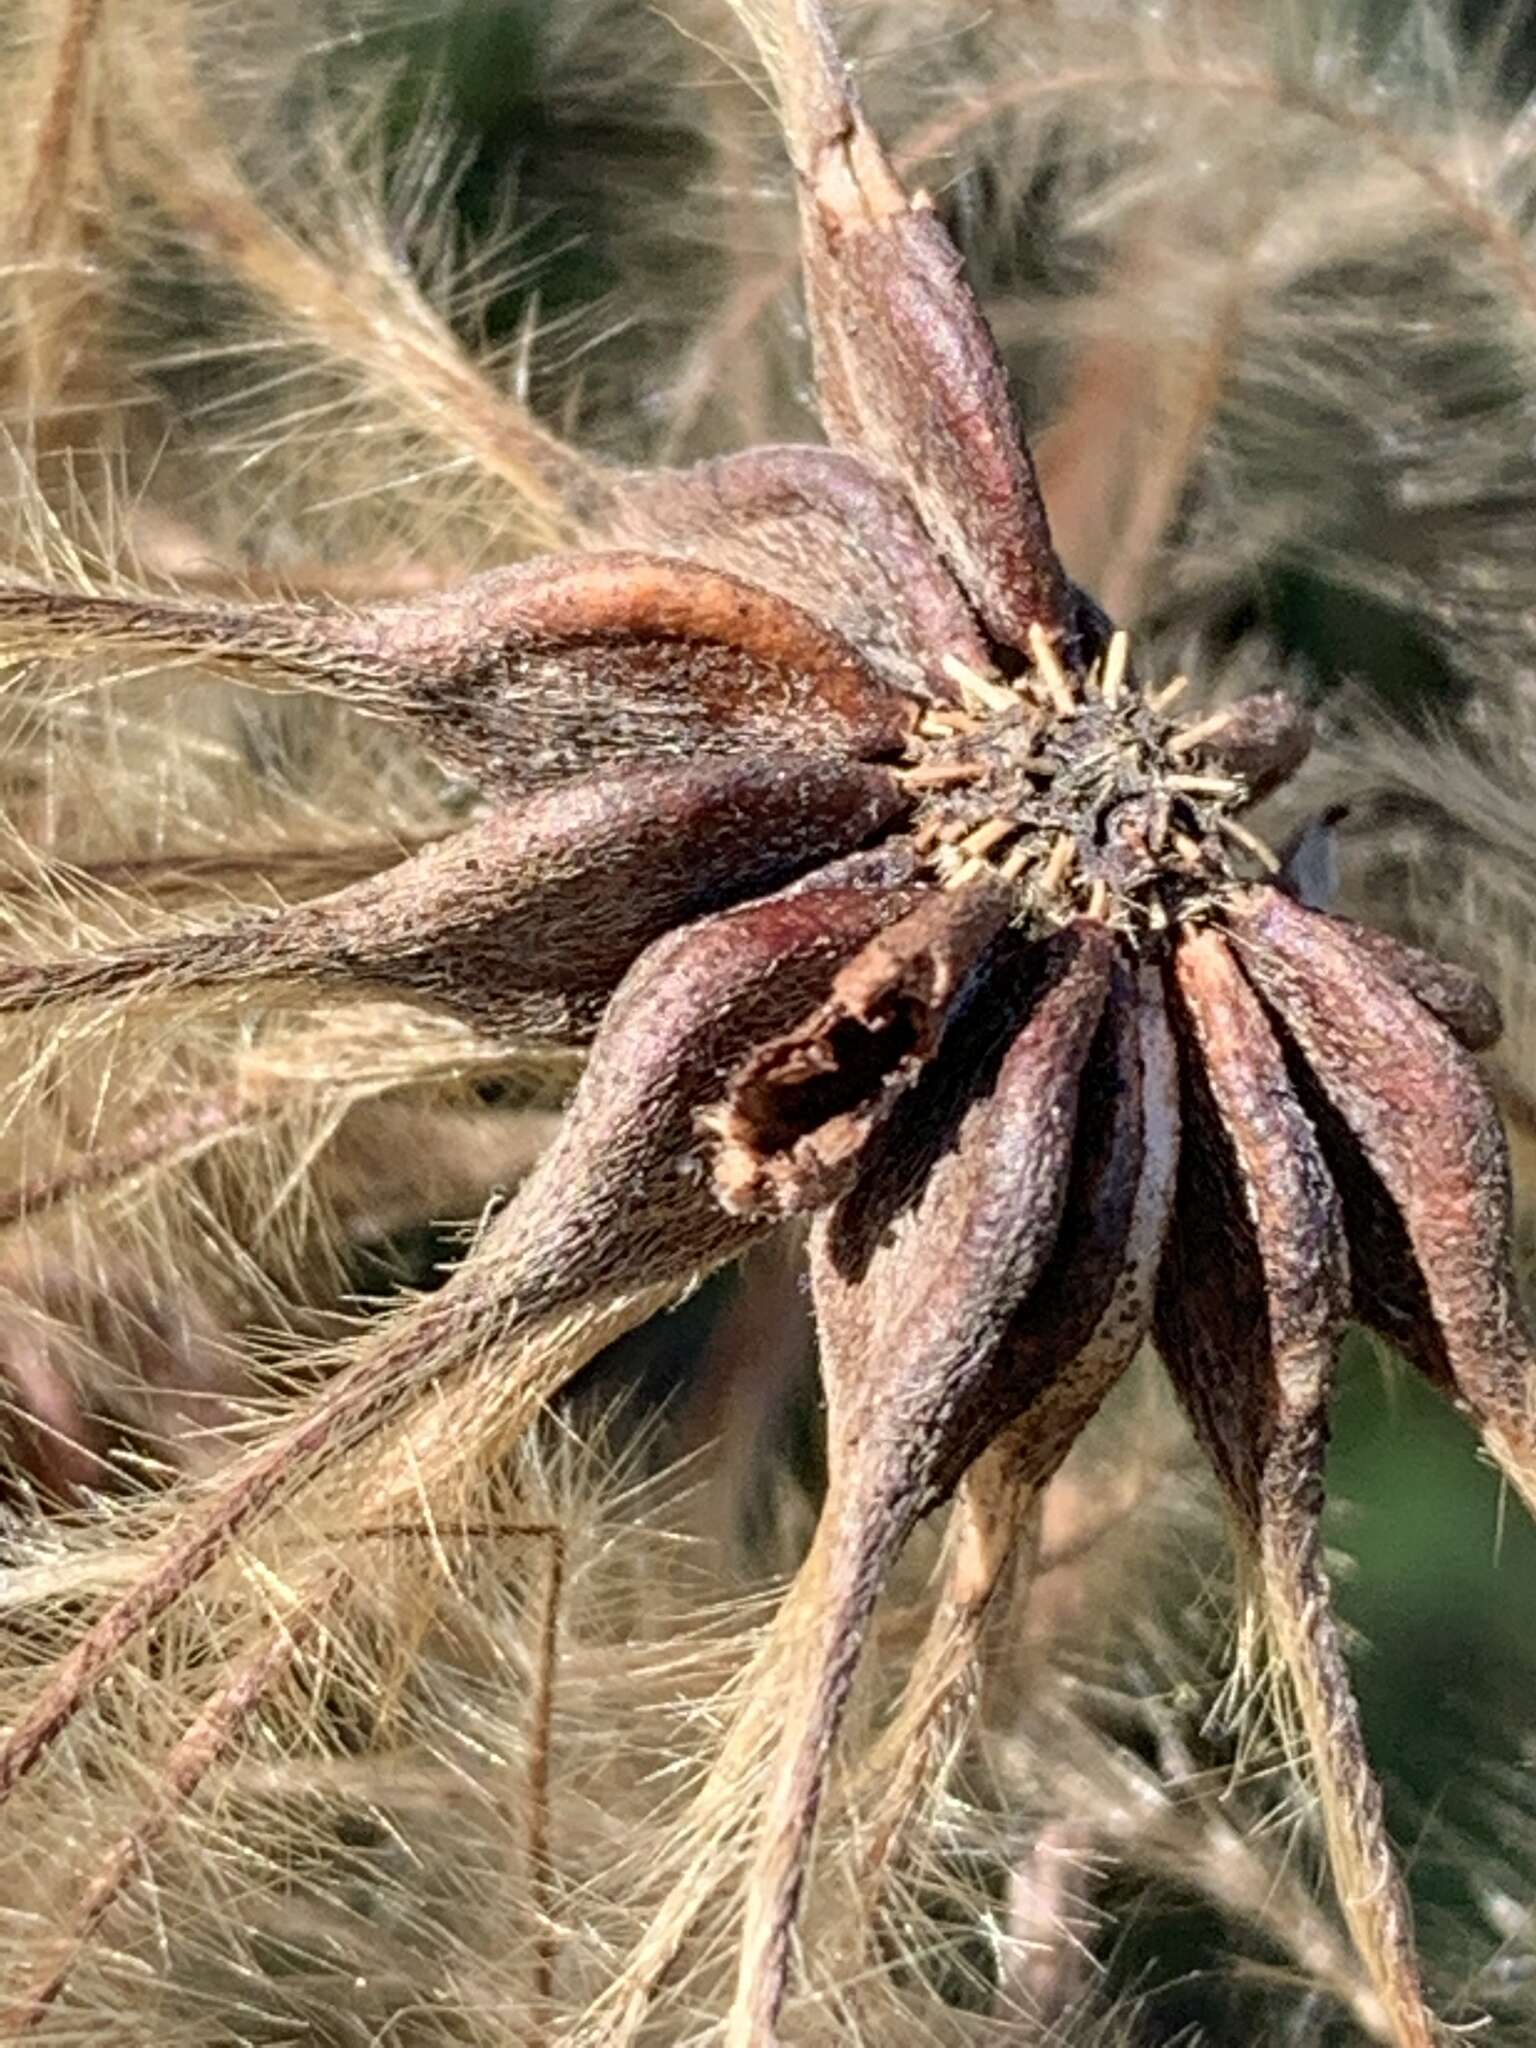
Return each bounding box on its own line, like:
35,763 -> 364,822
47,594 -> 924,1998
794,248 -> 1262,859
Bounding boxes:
1,4 -> 1533,2046
900,645 -> 1311,929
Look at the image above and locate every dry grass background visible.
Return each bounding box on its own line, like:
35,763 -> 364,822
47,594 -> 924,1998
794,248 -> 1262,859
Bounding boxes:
0,0 -> 1534,2040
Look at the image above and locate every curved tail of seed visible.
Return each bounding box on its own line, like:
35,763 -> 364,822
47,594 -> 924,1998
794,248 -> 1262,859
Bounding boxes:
0,918 -> 306,1016
1255,1505 -> 1437,2048
725,1461 -> 919,2048
0,584 -> 362,687
855,1437 -> 1039,1890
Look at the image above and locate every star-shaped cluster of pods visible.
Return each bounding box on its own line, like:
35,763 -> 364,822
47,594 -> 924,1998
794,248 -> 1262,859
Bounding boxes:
0,2 -> 1531,2042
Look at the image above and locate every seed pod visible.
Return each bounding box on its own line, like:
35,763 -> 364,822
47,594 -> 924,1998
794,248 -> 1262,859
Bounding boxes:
0,754 -> 909,1042
597,445 -> 993,699
729,926 -> 1115,2045
1195,690 -> 1315,802
735,0 -> 1072,654
0,553 -> 918,792
1229,885 -> 1536,1515
1159,925 -> 1434,2048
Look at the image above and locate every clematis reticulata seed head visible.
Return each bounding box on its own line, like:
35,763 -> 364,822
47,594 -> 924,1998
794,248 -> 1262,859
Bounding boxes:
0,4 -> 1529,2045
